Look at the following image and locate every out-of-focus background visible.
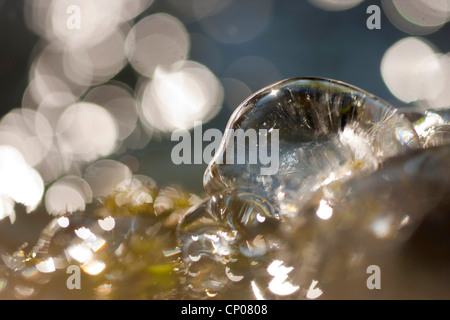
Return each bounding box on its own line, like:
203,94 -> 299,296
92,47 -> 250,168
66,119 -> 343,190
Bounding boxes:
0,0 -> 449,255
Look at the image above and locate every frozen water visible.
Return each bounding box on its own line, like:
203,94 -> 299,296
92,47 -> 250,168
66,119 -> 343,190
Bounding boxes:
2,78 -> 450,299
204,78 -> 419,218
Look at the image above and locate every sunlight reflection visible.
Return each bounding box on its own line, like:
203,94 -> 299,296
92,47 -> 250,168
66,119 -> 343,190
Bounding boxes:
428,54 -> 450,109
47,1 -> 124,48
0,109 -> 53,167
139,61 -> 223,132
45,175 -> 93,216
75,227 -> 94,240
251,281 -> 265,300
98,217 -> 116,232
371,216 -> 394,239
84,83 -> 138,141
36,258 -> 56,274
83,160 -> 132,198
381,37 -> 445,104
66,244 -> 93,263
57,216 -> 70,228
0,146 -> 44,221
316,200 -> 333,220
125,13 -> 190,78
382,0 -> 450,35
267,260 -> 300,296
81,260 -> 106,275
56,102 -> 118,162
306,280 -> 323,299
63,25 -> 129,86
308,0 -> 364,11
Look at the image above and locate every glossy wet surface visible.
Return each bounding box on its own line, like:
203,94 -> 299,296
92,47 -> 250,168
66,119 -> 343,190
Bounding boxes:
1,79 -> 449,300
